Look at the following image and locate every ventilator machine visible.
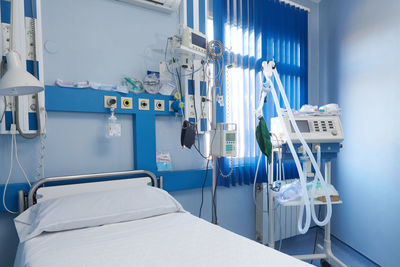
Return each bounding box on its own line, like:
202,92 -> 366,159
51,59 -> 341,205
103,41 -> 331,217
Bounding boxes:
255,61 -> 346,266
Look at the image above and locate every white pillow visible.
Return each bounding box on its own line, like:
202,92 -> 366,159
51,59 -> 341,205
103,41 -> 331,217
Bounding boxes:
14,186 -> 184,242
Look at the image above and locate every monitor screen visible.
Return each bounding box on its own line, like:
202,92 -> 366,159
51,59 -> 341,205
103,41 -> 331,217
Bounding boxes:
291,120 -> 310,133
226,133 -> 236,142
191,32 -> 207,49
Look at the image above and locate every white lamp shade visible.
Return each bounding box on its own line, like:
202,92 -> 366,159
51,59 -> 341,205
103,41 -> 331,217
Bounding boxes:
0,51 -> 44,96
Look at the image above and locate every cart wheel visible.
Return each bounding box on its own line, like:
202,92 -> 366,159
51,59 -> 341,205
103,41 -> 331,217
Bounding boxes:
320,259 -> 331,267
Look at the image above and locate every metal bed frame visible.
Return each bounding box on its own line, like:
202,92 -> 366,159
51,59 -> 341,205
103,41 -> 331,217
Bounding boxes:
18,170 -> 158,212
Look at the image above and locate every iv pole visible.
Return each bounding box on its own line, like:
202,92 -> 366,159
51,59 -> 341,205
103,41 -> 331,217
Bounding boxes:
211,84 -> 217,224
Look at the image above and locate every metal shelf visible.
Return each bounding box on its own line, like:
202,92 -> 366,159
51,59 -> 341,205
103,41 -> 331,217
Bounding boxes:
279,199 -> 342,207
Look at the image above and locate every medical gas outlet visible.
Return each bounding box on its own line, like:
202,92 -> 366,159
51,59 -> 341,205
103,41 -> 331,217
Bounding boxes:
138,99 -> 150,111
154,100 -> 165,111
104,96 -> 117,108
121,97 -> 133,109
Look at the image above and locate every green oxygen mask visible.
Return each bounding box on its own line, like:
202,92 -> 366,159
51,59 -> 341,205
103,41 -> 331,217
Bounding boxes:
255,117 -> 272,160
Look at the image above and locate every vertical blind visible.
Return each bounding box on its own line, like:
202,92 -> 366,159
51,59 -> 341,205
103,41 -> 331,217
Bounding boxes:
213,0 -> 309,186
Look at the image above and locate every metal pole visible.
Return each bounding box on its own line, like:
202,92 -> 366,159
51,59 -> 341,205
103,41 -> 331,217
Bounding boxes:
211,86 -> 218,224
18,190 -> 25,213
268,151 -> 275,248
324,161 -> 332,263
212,157 -> 217,224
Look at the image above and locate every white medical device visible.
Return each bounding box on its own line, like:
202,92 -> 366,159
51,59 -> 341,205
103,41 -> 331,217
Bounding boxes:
259,60 -> 333,234
271,115 -> 344,144
117,0 -> 181,13
178,25 -> 207,57
259,61 -> 346,266
211,123 -> 237,157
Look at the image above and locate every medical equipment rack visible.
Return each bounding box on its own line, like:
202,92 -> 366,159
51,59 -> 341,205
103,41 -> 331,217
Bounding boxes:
258,145 -> 346,267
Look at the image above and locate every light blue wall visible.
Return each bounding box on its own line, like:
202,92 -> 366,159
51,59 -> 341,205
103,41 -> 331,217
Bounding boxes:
0,213 -> 18,267
171,185 -> 256,239
319,0 -> 400,266
156,116 -> 207,170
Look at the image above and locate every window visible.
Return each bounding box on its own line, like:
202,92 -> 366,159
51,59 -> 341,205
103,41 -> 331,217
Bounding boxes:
212,0 -> 309,185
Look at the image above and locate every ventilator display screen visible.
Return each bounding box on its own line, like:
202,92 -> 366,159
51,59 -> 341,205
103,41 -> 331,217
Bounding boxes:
291,120 -> 310,133
226,133 -> 236,142
192,33 -> 207,49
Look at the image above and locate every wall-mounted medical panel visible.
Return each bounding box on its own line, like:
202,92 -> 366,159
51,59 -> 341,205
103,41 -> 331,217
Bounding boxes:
44,86 -> 175,116
182,66 -> 210,134
0,84 -> 212,212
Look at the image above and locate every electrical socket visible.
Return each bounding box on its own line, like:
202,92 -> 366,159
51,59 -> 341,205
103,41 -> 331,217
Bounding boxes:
121,97 -> 133,109
138,98 -> 149,111
169,100 -> 174,112
29,94 -> 37,112
1,23 -> 10,55
217,95 -> 224,106
154,100 -> 165,111
104,96 -> 117,108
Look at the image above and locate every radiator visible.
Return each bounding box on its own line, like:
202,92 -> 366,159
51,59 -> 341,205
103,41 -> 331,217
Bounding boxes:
255,182 -> 300,245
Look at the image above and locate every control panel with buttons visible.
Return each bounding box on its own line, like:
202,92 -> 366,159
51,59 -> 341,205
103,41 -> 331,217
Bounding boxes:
271,115 -> 344,144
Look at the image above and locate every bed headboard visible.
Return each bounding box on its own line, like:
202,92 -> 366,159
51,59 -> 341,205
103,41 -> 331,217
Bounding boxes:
22,170 -> 158,210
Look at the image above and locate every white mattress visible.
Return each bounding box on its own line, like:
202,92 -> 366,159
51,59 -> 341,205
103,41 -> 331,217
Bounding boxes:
14,212 -> 311,267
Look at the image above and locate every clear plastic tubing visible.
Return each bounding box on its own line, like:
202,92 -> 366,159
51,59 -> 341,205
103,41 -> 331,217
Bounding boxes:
267,76 -> 311,234
271,68 -> 332,228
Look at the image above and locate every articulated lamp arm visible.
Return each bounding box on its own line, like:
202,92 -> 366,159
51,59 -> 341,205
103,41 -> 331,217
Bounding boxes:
255,61 -> 276,119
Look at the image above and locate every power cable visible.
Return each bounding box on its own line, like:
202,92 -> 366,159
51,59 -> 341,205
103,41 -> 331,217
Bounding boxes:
198,130 -> 217,218
216,156 -> 233,178
2,136 -> 18,214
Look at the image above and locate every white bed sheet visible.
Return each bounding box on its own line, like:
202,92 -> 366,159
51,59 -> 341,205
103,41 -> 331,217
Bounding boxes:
14,212 -> 311,267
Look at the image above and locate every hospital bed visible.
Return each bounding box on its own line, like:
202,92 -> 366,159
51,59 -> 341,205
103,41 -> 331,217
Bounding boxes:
13,170 -> 311,267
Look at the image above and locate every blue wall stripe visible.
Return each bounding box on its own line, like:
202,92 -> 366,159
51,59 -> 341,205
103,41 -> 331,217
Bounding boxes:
162,169 -> 211,191
200,81 -> 206,96
4,111 -> 12,130
0,0 -> 10,23
26,60 -> 40,79
187,0 -> 194,29
44,86 -> 175,115
24,0 -> 37,18
199,0 -> 205,34
188,79 -> 194,95
134,113 -> 157,173
28,112 -> 37,130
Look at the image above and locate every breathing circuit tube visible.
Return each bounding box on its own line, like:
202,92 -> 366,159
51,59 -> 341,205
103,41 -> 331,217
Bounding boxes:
261,61 -> 332,234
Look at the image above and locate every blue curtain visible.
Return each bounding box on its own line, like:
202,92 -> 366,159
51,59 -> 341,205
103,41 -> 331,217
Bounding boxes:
213,0 -> 308,187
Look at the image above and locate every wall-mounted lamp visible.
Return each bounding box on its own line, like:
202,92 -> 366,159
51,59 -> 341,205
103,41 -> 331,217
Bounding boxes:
0,0 -> 44,96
